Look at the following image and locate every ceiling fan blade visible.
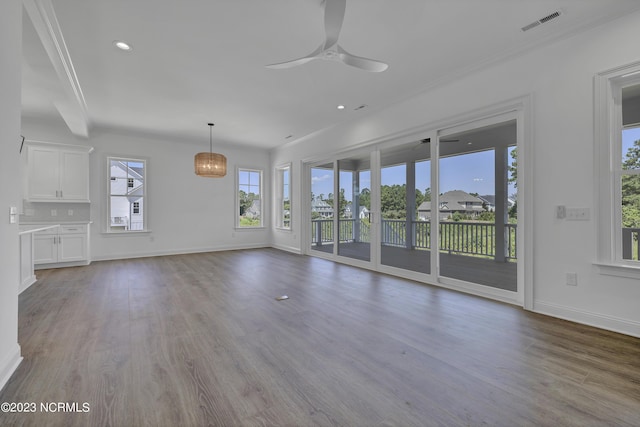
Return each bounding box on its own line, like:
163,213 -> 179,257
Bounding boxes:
337,45 -> 388,72
323,0 -> 346,48
265,44 -> 324,69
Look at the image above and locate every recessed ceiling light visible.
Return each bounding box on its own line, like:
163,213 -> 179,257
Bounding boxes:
337,105 -> 345,110
113,40 -> 132,51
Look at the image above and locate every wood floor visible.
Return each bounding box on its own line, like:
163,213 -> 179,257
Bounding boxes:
1,248 -> 639,426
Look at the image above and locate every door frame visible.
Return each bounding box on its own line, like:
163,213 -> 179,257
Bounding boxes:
302,96 -> 532,309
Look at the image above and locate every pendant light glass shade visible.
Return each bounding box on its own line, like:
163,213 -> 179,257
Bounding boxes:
195,123 -> 226,177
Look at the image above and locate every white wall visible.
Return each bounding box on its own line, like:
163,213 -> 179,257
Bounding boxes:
0,0 -> 23,391
271,11 -> 640,336
88,130 -> 271,260
21,120 -> 271,259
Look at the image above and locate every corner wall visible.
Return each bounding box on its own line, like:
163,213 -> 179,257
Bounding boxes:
271,11 -> 640,337
0,0 -> 23,391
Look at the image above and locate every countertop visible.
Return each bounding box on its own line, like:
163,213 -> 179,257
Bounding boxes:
18,224 -> 60,235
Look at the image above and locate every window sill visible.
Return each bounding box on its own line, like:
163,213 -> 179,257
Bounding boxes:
594,261 -> 640,279
234,226 -> 266,231
275,227 -> 292,232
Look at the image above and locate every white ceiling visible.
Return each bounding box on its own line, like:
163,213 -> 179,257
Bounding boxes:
21,0 -> 640,150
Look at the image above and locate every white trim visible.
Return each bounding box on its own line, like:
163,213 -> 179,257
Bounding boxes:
236,167 -> 264,229
594,262 -> 640,280
271,243 -> 302,255
19,276 -> 38,294
534,300 -> 640,338
594,61 -> 640,271
0,344 -> 23,392
106,155 -> 148,234
274,162 -> 292,230
91,243 -> 270,262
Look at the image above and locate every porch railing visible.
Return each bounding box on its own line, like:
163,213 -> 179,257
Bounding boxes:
312,218 -> 517,260
622,227 -> 640,260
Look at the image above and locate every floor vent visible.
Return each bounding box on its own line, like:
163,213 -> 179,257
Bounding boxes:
521,10 -> 562,32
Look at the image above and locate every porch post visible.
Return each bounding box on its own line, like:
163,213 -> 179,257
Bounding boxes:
353,171 -> 360,243
495,147 -> 508,262
406,161 -> 416,249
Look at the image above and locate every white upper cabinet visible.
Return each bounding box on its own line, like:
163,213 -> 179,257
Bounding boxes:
24,142 -> 93,202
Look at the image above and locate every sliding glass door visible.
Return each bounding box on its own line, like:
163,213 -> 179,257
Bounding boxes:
310,152 -> 374,263
437,120 -> 517,292
379,141 -> 431,274
338,156 -> 371,262
306,115 -> 521,299
310,163 -> 334,256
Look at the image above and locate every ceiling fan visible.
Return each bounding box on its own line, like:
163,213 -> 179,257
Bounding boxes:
266,0 -> 388,72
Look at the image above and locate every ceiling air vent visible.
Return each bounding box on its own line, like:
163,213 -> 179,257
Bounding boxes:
521,10 -> 562,32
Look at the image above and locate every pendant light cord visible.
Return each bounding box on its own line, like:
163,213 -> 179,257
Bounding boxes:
208,123 -> 214,153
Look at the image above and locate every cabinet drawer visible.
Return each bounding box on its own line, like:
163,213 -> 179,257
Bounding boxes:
60,224 -> 87,234
33,227 -> 59,236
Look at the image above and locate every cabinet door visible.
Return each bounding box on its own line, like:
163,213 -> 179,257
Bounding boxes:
58,234 -> 87,262
34,235 -> 57,264
27,147 -> 60,200
60,151 -> 90,201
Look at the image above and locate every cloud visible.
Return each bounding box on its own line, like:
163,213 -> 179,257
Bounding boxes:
312,174 -> 332,183
473,178 -> 484,182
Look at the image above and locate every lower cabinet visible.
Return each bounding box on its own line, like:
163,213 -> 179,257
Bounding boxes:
33,224 -> 89,267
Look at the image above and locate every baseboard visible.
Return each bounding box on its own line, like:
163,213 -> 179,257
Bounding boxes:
271,243 -> 303,255
534,300 -> 640,338
19,275 -> 37,294
92,243 -> 271,262
0,344 -> 22,393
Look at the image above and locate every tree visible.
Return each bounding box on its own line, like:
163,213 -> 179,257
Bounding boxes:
381,184 -> 406,218
238,190 -> 255,215
325,189 -> 348,217
622,139 -> 640,228
508,147 -> 518,188
359,188 -> 371,210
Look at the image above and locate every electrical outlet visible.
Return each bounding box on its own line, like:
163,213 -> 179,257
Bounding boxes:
556,205 -> 566,219
68,209 -> 74,216
566,272 -> 578,286
51,209 -> 57,217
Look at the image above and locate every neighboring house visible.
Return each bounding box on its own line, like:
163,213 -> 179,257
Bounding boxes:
478,195 -> 516,212
311,198 -> 333,218
417,190 -> 485,220
359,206 -> 370,219
478,195 -> 496,211
245,199 -> 261,219
110,160 -> 144,230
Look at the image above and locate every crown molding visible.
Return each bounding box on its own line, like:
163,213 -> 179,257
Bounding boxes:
23,0 -> 90,138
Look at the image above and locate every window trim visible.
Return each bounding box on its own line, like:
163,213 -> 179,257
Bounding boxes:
594,61 -> 640,276
236,167 -> 264,229
105,155 -> 149,234
275,163 -> 292,230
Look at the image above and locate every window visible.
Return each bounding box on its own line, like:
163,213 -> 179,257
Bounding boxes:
595,62 -> 640,271
276,164 -> 291,229
108,157 -> 147,232
237,168 -> 263,228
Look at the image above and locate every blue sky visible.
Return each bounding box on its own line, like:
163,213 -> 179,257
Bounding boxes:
312,147 -> 517,202
623,126 -> 640,165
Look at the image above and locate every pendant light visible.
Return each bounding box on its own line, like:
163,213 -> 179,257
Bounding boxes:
195,123 -> 226,177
